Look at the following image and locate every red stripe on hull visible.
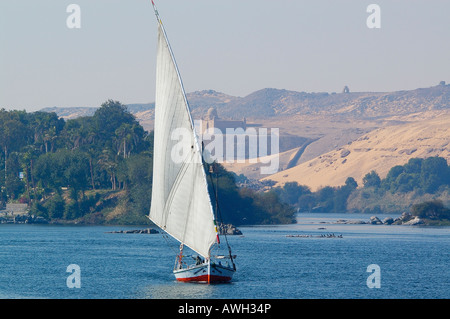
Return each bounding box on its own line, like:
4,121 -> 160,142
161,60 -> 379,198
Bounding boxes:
176,274 -> 232,283
173,262 -> 235,283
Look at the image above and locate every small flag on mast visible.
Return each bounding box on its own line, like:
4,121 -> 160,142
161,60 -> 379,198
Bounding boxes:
150,0 -> 161,24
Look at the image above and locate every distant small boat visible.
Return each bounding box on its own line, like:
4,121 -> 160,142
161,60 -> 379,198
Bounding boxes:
148,1 -> 236,283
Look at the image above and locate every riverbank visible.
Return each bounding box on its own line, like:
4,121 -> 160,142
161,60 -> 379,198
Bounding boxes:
104,223 -> 243,235
3,210 -> 449,227
331,212 -> 450,226
0,212 -> 47,224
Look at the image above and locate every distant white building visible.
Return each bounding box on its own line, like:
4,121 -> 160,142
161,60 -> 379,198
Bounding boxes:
5,203 -> 29,214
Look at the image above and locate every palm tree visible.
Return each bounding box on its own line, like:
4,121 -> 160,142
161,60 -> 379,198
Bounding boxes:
97,149 -> 118,190
115,123 -> 146,159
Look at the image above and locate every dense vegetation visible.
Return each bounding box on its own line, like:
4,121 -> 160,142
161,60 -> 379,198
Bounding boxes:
0,102 -> 294,225
0,101 -> 153,223
411,200 -> 450,222
2,101 -> 447,223
378,157 -> 450,193
271,157 -> 450,215
207,163 -> 295,225
271,177 -> 358,214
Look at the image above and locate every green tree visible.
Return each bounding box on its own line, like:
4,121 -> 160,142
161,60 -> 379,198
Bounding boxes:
62,116 -> 95,151
4,152 -> 26,201
272,182 -> 311,206
27,111 -> 64,153
363,170 -> 381,188
0,116 -> 28,197
297,193 -> 316,212
404,157 -> 422,174
411,200 -> 450,220
419,157 -> 449,193
93,100 -> 138,144
33,149 -> 90,201
345,177 -> 358,190
45,193 -> 65,219
61,150 -> 90,200
97,149 -> 118,190
125,153 -> 153,215
33,151 -> 64,196
382,165 -> 404,192
115,123 -> 145,159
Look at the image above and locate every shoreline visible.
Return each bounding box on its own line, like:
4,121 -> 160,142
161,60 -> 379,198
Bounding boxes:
2,211 -> 449,227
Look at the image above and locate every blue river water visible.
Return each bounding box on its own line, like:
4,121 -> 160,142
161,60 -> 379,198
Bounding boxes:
0,213 -> 449,299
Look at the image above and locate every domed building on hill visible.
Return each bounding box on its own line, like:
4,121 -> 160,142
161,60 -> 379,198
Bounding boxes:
200,107 -> 248,134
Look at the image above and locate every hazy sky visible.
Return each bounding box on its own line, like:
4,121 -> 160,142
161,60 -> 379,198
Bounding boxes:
1,0 -> 449,112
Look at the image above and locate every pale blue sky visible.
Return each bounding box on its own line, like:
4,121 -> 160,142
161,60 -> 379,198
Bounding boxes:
1,0 -> 449,111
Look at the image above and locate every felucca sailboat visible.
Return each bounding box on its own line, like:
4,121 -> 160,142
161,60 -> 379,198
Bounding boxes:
148,1 -> 236,283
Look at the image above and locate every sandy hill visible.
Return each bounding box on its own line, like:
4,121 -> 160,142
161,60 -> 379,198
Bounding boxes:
40,84 -> 449,188
223,146 -> 303,180
261,112 -> 450,191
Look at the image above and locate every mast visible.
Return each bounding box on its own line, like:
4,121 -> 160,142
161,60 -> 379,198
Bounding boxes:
208,163 -> 236,270
150,0 -> 193,130
149,0 -> 219,258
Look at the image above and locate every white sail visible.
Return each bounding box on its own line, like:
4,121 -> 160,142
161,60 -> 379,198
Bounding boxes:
149,24 -> 218,258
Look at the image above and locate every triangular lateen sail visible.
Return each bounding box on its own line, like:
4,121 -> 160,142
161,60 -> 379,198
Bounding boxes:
149,25 -> 218,258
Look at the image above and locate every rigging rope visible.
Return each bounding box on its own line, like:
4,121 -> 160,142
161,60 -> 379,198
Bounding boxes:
207,162 -> 236,270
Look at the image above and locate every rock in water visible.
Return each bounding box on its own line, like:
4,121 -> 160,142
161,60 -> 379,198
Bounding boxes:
402,217 -> 424,225
106,228 -> 159,234
218,223 -> 243,235
393,212 -> 413,224
369,216 -> 382,225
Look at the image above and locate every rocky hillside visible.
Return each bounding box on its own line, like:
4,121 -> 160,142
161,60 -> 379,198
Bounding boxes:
262,112 -> 450,191
188,83 -> 450,120
42,83 -> 450,126
41,83 -> 450,190
233,83 -> 450,118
